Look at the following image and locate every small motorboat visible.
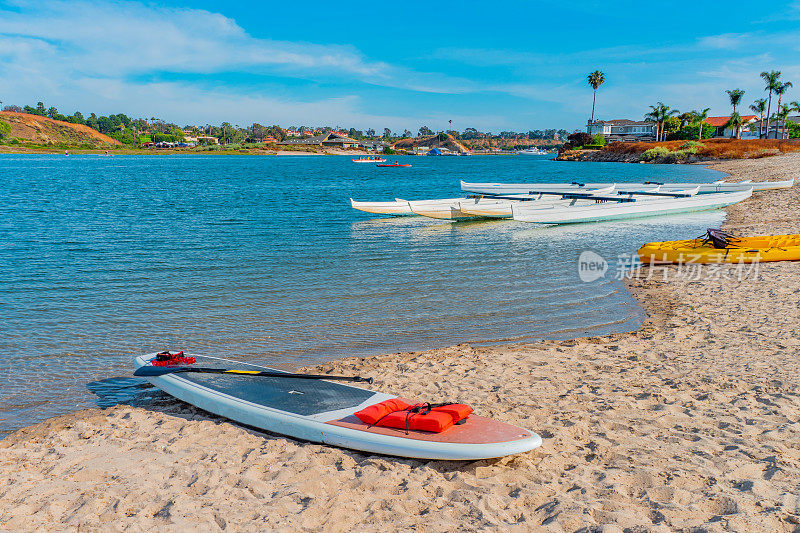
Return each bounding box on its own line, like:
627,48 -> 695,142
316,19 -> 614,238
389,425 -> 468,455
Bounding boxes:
377,161 -> 412,168
353,156 -> 387,163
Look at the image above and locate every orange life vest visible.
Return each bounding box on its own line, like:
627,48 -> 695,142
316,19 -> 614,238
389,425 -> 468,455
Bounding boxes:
354,399 -> 473,433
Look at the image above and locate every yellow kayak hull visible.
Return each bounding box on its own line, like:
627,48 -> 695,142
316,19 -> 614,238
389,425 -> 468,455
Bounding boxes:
638,234 -> 800,264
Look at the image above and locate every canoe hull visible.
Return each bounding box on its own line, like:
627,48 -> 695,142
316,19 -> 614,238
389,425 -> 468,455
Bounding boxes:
461,179 -> 793,195
512,190 -> 752,225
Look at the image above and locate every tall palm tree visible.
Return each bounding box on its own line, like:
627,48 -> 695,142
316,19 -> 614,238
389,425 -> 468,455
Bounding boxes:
587,70 -> 605,132
726,89 -> 745,113
760,70 -> 781,138
691,108 -> 711,140
749,98 -> 767,138
644,102 -> 679,142
773,81 -> 793,139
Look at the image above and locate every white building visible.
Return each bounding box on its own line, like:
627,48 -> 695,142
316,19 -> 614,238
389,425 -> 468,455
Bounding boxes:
587,119 -> 657,142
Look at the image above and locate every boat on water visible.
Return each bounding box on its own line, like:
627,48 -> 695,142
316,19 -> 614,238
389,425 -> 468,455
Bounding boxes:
134,352 -> 541,460
511,189 -> 753,225
456,185 -> 619,219
638,231 -> 800,264
352,185 -> 627,220
461,178 -> 793,195
517,148 -> 548,155
353,156 -> 387,163
351,197 -> 425,216
377,162 -> 412,168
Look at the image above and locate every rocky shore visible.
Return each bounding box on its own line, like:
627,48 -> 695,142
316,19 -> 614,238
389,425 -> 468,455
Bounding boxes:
2,155 -> 799,531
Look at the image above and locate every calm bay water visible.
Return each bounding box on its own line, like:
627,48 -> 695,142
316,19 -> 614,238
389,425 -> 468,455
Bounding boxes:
0,154 -> 724,434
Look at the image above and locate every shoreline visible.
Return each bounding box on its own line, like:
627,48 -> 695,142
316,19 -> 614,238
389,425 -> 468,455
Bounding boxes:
2,154 -> 799,530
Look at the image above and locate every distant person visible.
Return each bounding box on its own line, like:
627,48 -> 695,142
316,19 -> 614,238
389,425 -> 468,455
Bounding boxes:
64,150 -> 69,156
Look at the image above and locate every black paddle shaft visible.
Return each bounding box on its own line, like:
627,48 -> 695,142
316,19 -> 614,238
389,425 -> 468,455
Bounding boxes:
134,365 -> 373,384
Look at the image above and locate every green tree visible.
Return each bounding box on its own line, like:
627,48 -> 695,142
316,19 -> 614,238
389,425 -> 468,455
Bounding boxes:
773,81 -> 793,139
775,104 -> 792,140
586,70 -> 605,132
418,126 -> 433,137
220,122 -> 235,145
725,89 -> 745,138
725,89 -> 745,113
690,108 -> 710,140
760,70 -> 781,138
644,102 -> 679,142
725,112 -> 742,139
749,98 -> 767,137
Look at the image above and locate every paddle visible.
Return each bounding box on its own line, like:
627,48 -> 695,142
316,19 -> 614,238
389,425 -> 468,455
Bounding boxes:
134,365 -> 373,384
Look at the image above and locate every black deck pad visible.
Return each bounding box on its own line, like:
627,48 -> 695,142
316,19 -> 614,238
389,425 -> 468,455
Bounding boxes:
172,355 -> 377,416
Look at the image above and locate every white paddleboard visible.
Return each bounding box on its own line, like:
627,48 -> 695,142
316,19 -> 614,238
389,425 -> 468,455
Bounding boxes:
134,353 -> 541,460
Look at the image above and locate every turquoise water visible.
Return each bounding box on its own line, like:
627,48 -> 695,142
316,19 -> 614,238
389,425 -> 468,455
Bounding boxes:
0,154 -> 725,434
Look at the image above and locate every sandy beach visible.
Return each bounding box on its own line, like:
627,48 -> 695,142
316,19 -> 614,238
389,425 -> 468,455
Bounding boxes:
2,154 -> 799,531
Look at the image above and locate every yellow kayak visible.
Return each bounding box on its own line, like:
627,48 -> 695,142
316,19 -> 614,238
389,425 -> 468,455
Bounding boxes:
638,234 -> 800,264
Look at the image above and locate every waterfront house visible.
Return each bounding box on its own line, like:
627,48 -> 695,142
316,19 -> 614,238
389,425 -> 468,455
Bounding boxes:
278,132 -> 360,149
587,119 -> 657,142
703,115 -> 759,138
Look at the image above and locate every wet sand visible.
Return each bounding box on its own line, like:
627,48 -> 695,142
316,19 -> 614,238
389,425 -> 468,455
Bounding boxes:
2,154 -> 799,531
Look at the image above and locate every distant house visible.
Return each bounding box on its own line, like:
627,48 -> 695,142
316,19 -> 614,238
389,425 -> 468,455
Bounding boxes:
262,136 -> 278,144
587,119 -> 657,142
278,132 -> 359,149
358,139 -> 389,151
745,116 -> 797,139
703,115 -> 759,138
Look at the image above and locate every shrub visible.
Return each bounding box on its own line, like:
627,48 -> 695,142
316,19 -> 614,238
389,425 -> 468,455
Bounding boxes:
0,119 -> 11,138
641,146 -> 670,161
582,144 -> 605,150
679,141 -> 705,153
592,133 -> 606,146
567,132 -> 593,146
789,121 -> 800,139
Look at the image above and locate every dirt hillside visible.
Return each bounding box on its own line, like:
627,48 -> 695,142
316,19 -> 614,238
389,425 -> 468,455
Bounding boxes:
0,111 -> 122,147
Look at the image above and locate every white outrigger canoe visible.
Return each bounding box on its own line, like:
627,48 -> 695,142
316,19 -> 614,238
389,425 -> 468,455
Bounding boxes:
350,198 -> 419,216
456,184 -> 619,219
134,353 -> 541,460
461,178 -> 793,195
511,189 -> 752,224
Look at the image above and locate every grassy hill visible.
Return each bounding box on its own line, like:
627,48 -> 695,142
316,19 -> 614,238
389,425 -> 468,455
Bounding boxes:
0,111 -> 122,148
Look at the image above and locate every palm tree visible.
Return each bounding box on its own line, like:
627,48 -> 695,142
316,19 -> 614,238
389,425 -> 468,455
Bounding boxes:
774,104 -> 792,140
773,81 -> 793,139
587,70 -> 605,132
749,98 -> 767,138
725,112 -> 742,139
644,102 -> 679,141
726,89 -> 745,113
760,70 -> 781,138
690,108 -> 711,140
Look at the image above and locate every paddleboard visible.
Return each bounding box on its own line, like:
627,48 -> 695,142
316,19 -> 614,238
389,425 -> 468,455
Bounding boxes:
134,353 -> 541,460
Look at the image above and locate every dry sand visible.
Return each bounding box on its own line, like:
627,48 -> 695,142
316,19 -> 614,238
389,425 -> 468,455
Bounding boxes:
2,155 -> 799,532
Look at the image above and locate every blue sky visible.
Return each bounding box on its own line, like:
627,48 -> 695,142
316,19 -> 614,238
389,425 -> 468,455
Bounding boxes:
1,0 -> 799,132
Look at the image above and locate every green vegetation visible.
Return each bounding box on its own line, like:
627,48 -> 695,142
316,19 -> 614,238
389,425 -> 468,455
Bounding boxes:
641,146 -> 670,161
788,121 -> 800,139
0,119 -> 11,139
591,133 -> 606,146
640,141 -> 705,163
